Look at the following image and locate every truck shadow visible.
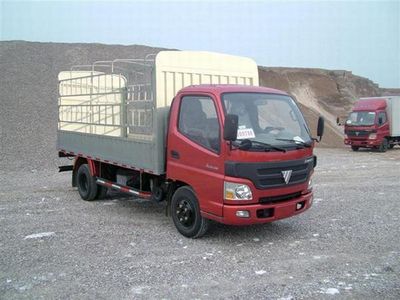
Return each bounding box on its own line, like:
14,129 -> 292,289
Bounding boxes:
97,192 -> 301,241
206,220 -> 298,241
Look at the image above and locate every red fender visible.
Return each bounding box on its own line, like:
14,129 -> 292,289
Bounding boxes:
72,157 -> 100,187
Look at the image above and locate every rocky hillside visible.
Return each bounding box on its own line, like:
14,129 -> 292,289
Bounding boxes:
0,41 -> 397,170
381,88 -> 400,95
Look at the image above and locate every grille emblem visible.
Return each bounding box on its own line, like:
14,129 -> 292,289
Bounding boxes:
282,170 -> 292,184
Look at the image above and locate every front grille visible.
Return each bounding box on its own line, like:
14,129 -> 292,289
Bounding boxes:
258,164 -> 309,187
225,156 -> 314,189
259,191 -> 302,204
346,130 -> 370,137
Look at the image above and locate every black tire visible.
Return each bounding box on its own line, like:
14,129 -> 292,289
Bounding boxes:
389,144 -> 394,149
76,164 -> 98,201
351,146 -> 359,151
378,138 -> 388,152
171,186 -> 209,238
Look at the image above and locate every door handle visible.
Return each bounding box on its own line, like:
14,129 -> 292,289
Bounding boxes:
171,150 -> 180,159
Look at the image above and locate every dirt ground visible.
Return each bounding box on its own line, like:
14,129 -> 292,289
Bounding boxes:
1,147 -> 399,299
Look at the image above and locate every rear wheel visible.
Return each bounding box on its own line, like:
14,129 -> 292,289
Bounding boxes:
389,144 -> 394,149
378,138 -> 388,152
171,186 -> 209,238
351,146 -> 359,151
76,164 -> 98,201
151,186 -> 164,202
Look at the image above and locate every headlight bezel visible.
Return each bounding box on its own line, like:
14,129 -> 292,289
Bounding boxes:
224,181 -> 253,201
307,177 -> 313,192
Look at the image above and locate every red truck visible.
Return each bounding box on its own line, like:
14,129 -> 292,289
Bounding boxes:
343,96 -> 400,152
57,51 -> 324,238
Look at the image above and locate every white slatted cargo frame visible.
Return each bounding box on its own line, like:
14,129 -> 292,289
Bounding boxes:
58,71 -> 126,136
57,51 -> 259,174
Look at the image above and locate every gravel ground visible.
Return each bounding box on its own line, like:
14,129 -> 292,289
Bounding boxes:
1,147 -> 400,299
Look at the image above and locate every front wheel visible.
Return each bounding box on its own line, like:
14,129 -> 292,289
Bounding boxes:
378,138 -> 388,152
351,146 -> 359,151
171,186 -> 209,238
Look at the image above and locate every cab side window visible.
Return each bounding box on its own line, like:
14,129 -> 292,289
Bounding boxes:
178,96 -> 220,153
378,112 -> 387,125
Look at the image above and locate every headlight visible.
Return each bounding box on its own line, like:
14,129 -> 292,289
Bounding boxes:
224,182 -> 252,200
369,133 -> 377,139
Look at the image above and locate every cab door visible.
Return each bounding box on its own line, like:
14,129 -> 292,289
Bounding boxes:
167,93 -> 224,217
377,111 -> 390,139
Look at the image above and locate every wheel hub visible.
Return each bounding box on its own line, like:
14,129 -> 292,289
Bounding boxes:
176,199 -> 194,227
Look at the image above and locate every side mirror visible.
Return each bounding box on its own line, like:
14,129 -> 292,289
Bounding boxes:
317,116 -> 324,142
223,114 -> 238,141
378,117 -> 383,125
336,116 -> 347,126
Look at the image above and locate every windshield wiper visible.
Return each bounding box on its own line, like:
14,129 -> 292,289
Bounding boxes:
238,139 -> 286,152
275,138 -> 312,148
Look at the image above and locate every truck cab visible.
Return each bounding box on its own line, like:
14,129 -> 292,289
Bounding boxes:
344,98 -> 391,151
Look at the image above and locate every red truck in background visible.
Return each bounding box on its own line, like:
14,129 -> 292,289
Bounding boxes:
57,51 -> 324,238
343,96 -> 400,152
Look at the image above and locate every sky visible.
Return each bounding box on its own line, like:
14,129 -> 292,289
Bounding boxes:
1,0 -> 399,88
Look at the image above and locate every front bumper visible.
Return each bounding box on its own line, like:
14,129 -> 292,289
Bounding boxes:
219,192 -> 313,225
344,138 -> 381,147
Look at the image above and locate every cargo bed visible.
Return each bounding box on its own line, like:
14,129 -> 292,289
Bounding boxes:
57,51 -> 259,174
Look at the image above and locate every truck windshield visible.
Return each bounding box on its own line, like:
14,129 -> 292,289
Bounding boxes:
346,111 -> 376,126
222,93 -> 311,148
